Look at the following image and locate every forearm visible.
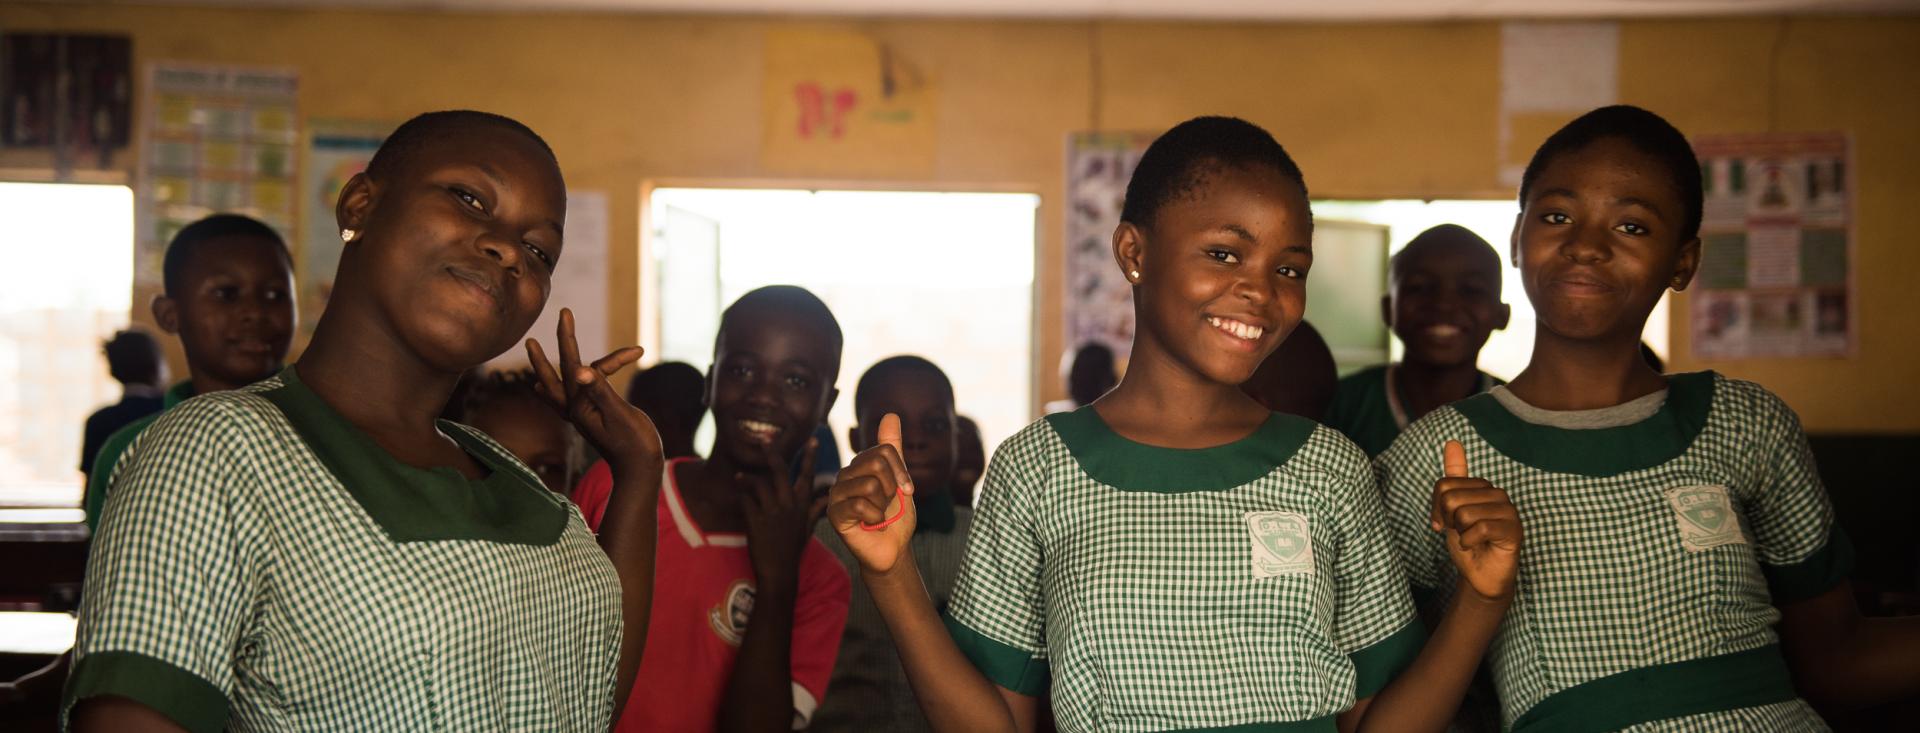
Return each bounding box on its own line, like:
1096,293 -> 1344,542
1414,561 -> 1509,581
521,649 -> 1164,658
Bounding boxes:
717,582 -> 799,732
597,461 -> 663,719
1354,591 -> 1508,733
1790,614 -> 1920,709
864,560 -> 1023,733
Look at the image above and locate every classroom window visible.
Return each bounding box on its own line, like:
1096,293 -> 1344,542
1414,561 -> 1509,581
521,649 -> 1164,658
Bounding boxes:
648,188 -> 1038,465
1313,199 -> 1671,380
0,182 -> 136,508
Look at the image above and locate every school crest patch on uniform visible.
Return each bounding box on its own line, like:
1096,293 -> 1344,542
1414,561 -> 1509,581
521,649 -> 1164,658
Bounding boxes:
1664,485 -> 1745,552
1245,511 -> 1314,578
708,579 -> 756,646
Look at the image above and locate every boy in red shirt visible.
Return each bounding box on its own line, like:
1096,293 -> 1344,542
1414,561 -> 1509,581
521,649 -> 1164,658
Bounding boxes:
575,285 -> 851,731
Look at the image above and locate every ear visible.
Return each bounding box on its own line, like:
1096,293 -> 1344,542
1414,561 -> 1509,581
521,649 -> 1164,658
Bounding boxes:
701,366 -> 716,409
1509,212 -> 1524,266
821,386 -> 841,422
847,425 -> 869,453
334,171 -> 375,239
1493,303 -> 1512,332
1112,222 -> 1147,285
1669,236 -> 1703,292
151,293 -> 181,335
1378,293 -> 1393,330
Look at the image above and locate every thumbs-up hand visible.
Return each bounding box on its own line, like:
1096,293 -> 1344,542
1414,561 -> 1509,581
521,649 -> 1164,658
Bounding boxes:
827,413 -> 918,575
1430,440 -> 1522,603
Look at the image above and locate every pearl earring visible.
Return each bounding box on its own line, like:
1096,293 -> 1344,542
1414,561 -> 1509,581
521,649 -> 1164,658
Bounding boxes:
1129,269 -> 1141,280
340,228 -> 357,242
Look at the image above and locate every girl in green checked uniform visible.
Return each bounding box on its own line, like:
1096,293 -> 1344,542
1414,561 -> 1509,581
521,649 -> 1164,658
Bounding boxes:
66,111 -> 665,732
825,116 -> 1525,733
1377,105 -> 1920,732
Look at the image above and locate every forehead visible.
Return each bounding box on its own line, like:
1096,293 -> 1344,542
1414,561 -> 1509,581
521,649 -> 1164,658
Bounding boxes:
717,308 -> 841,372
182,234 -> 292,281
1154,164 -> 1312,239
864,369 -> 954,413
1532,137 -> 1685,209
400,126 -> 566,202
1397,239 -> 1501,279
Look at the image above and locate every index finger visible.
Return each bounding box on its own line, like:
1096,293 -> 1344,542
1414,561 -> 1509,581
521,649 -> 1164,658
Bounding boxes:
760,436 -> 795,500
1442,440 -> 1469,479
558,308 -> 587,387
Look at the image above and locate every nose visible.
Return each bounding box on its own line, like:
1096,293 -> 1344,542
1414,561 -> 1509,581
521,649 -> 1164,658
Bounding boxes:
1559,221 -> 1613,265
1233,270 -> 1277,307
477,228 -> 524,275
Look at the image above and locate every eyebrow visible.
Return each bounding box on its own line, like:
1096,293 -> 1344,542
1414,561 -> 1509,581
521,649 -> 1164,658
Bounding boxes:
471,163 -> 565,235
1537,187 -> 1669,218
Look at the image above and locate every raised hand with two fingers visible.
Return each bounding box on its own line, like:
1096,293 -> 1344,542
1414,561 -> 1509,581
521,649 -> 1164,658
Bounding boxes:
524,308 -> 663,475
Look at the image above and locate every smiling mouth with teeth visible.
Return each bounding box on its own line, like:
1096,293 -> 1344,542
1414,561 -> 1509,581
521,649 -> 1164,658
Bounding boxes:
739,419 -> 781,444
1424,324 -> 1464,339
1207,317 -> 1264,341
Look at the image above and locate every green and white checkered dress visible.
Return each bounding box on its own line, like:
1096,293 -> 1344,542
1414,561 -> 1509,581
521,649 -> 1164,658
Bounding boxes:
1378,372 -> 1844,732
65,368 -> 623,732
946,407 -> 1425,733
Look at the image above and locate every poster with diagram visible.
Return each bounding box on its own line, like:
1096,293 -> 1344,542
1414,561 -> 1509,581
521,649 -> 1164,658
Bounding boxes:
138,63 -> 298,289
1065,132 -> 1154,362
1691,132 -> 1852,359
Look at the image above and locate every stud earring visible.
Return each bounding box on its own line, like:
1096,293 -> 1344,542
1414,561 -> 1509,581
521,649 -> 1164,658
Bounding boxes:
340,228 -> 357,242
1129,269 -> 1141,280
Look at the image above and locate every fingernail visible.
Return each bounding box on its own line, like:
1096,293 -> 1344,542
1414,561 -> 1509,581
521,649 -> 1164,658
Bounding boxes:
901,482 -> 915,496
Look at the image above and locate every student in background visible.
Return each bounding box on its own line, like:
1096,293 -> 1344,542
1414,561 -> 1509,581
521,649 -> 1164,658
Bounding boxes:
81,214 -> 296,532
952,415 -> 984,509
572,285 -> 852,732
1324,224 -> 1510,457
1241,319 -> 1337,421
1378,105 -> 1920,730
463,367 -> 580,494
67,110 -> 663,731
626,360 -> 706,460
1041,342 -> 1118,413
813,355 -> 973,732
827,116 -> 1520,732
80,329 -> 167,481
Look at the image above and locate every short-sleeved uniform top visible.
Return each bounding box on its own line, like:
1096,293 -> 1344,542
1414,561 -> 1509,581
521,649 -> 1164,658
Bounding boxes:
811,491 -> 971,733
65,368 -> 623,732
572,457 -> 852,731
947,407 -> 1425,733
1377,372 -> 1846,733
1323,364 -> 1502,458
82,381 -> 192,532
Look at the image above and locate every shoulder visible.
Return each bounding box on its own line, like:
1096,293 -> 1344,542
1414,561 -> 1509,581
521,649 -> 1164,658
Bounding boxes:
1702,371 -> 1793,417
135,384 -> 290,453
1001,416 -> 1071,460
1375,403 -> 1472,480
1337,364 -> 1390,391
1284,423 -> 1372,482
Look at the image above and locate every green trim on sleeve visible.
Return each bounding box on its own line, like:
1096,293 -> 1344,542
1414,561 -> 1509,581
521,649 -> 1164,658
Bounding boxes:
64,650 -> 228,733
943,614 -> 1050,696
1763,527 -> 1855,605
1347,620 -> 1427,701
1044,407 -> 1314,493
1452,371 -> 1716,477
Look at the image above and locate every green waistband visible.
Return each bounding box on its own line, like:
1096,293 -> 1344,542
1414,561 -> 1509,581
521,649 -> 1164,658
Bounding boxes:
1511,645 -> 1799,733
1169,717 -> 1335,732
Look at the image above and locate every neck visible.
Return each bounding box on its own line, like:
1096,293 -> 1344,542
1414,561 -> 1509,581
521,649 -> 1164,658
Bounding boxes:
185,369 -> 247,397
1507,324 -> 1666,411
297,308 -> 460,435
1393,358 -> 1485,423
1100,335 -> 1268,433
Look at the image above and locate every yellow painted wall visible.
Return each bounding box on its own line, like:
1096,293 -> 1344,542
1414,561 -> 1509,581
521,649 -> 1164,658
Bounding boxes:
2,4 -> 1915,431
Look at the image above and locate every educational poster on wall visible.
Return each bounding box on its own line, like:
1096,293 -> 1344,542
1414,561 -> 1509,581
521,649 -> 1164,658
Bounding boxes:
1064,132 -> 1154,362
300,120 -> 391,341
0,33 -> 133,166
489,189 -> 610,370
761,28 -> 938,178
1690,132 -> 1853,359
137,63 -> 299,289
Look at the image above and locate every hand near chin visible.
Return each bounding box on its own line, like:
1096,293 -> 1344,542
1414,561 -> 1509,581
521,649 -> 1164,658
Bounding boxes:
526,308 -> 664,478
741,435 -> 824,588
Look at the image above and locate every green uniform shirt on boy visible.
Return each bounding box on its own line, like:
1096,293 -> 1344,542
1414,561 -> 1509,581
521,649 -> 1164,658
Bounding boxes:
1377,372 -> 1844,732
66,367 -> 623,732
1323,365 -> 1502,457
83,381 -> 195,532
946,407 -> 1425,733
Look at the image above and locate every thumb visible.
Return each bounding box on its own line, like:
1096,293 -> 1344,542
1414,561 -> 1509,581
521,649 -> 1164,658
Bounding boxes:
879,413 -> 904,457
1442,440 -> 1468,479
